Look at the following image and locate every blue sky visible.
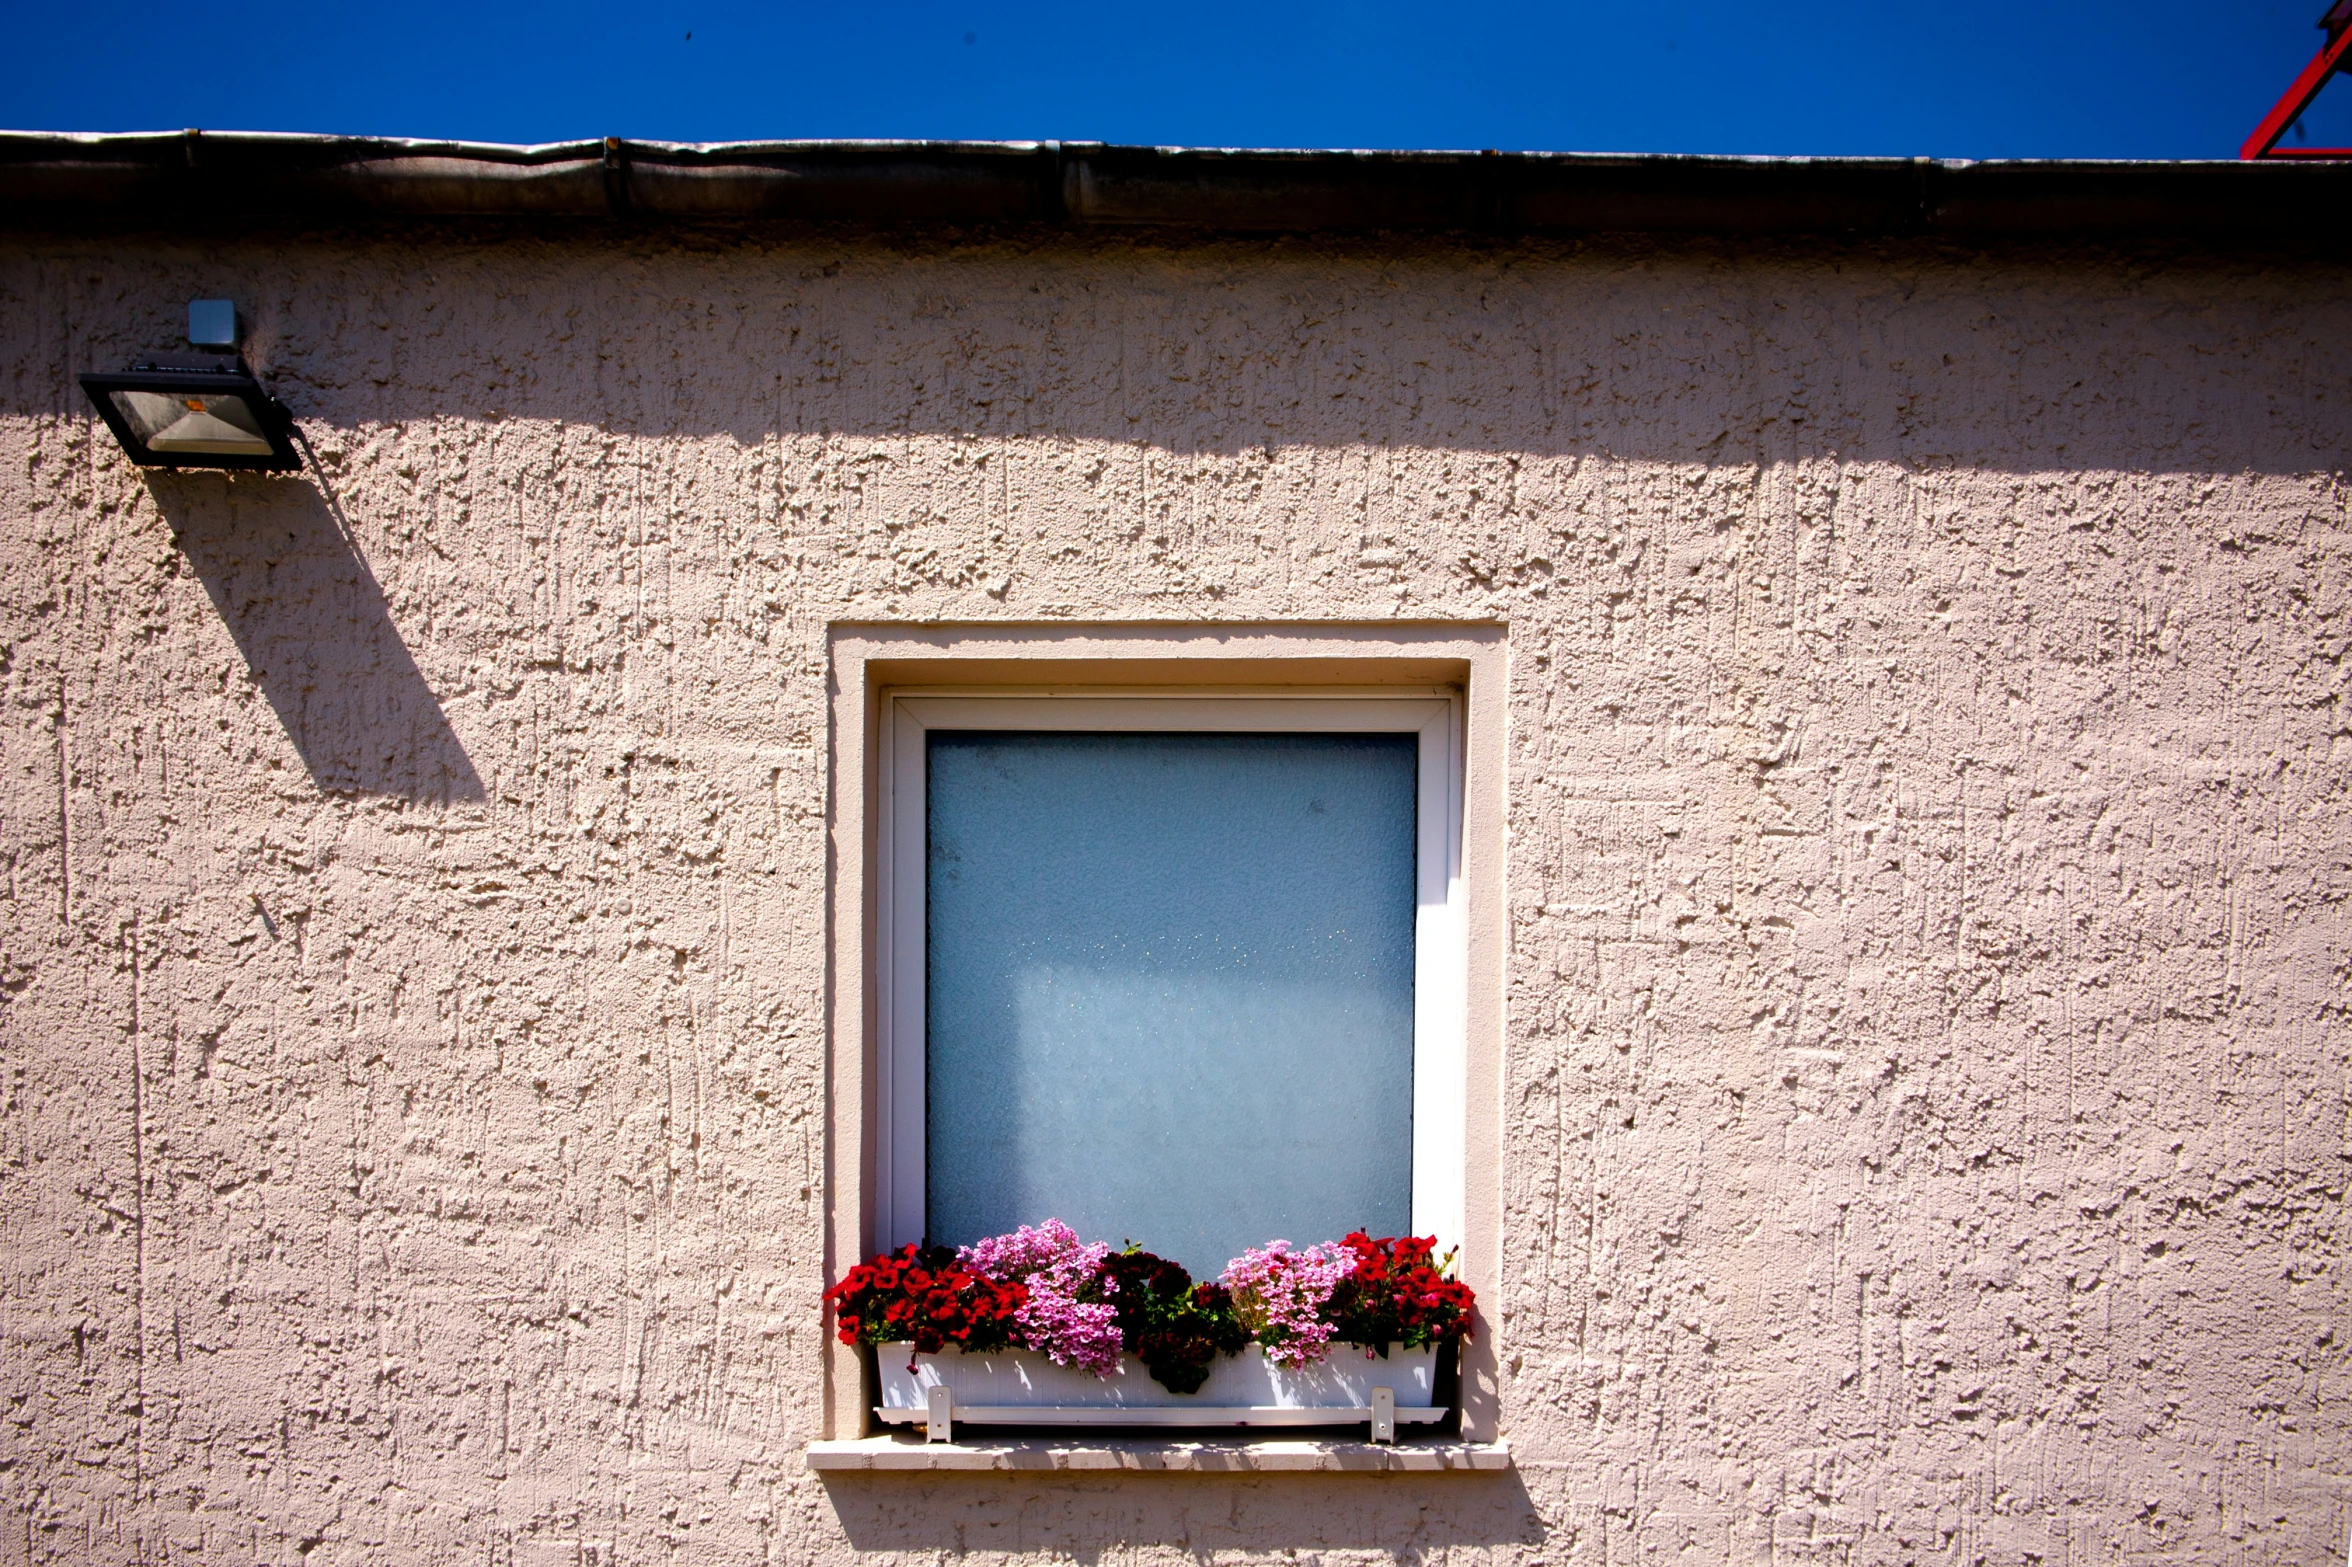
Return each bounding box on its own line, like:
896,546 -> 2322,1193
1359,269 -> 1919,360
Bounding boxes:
7,0 -> 2349,159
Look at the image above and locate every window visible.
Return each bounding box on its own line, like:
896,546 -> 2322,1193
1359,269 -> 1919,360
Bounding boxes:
877,694 -> 1466,1275
824,624 -> 1503,1445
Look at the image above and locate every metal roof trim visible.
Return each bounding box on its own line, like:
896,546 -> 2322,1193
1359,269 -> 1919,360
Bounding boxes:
2,131 -> 2345,240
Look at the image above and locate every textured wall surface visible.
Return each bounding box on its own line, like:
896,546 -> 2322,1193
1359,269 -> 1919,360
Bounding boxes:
1,225 -> 2348,1565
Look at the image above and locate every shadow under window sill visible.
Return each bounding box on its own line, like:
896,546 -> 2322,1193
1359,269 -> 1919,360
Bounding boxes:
805,1432 -> 1511,1473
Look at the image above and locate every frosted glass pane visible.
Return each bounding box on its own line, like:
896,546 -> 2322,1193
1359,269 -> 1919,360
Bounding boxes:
926,731 -> 1416,1280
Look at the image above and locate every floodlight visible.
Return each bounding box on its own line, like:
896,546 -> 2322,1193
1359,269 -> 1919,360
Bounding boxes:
79,299 -> 301,472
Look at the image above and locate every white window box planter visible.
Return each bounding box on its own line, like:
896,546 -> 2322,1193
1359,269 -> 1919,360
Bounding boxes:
873,1342 -> 1445,1438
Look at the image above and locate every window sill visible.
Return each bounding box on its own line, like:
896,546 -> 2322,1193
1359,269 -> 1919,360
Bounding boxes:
805,1434 -> 1510,1473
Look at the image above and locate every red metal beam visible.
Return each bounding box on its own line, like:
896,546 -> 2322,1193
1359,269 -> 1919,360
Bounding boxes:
2241,14 -> 2352,159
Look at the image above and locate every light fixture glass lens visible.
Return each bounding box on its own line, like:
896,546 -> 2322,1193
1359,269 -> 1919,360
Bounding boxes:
109,389 -> 274,457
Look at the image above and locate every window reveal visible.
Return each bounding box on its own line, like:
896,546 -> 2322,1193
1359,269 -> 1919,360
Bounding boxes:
878,692 -> 1468,1273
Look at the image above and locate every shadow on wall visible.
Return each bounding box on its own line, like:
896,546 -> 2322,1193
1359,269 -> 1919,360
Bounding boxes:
145,465 -> 484,804
821,1469 -> 1547,1553
138,238 -> 2352,476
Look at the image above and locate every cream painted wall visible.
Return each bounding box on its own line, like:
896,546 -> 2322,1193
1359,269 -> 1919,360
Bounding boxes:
1,228 -> 2348,1564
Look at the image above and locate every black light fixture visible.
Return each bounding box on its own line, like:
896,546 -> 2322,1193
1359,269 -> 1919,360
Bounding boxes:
80,300 -> 301,472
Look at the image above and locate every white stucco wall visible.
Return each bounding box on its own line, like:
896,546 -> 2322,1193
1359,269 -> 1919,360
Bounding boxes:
2,227 -> 2348,1564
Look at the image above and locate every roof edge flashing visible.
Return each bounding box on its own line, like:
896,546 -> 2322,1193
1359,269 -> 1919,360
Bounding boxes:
0,131 -> 2345,240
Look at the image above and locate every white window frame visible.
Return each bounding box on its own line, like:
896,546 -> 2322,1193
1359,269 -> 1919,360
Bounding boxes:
876,688 -> 1469,1264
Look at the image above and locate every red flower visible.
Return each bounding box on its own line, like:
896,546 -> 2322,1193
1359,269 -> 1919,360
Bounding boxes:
823,1243 -> 1028,1355
1324,1232 -> 1475,1353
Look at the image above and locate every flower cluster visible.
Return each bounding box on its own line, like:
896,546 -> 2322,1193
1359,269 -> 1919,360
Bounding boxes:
827,1223 -> 1475,1382
1217,1239 -> 1359,1368
822,1243 -> 1027,1357
1103,1248 -> 1248,1394
1325,1232 -> 1478,1356
959,1220 -> 1125,1377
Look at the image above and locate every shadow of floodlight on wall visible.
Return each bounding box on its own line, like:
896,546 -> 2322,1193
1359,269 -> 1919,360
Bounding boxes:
144,456 -> 485,804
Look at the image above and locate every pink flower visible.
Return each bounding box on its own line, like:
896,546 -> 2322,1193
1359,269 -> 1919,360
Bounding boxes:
960,1220 -> 1124,1377
1218,1240 -> 1357,1368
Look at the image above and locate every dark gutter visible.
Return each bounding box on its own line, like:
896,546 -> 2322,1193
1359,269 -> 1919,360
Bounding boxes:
1,131 -> 2347,240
